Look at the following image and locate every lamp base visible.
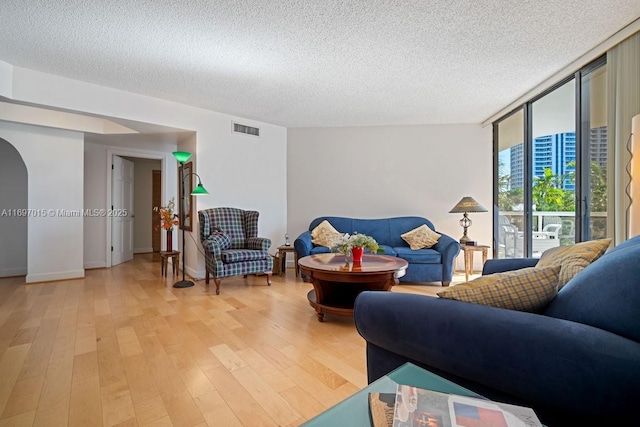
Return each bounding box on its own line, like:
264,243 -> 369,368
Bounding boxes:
173,280 -> 195,288
459,227 -> 470,244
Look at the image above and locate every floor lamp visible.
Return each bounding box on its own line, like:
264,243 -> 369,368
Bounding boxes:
172,151 -> 209,288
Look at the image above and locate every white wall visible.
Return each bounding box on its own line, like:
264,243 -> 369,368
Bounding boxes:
0,60 -> 12,98
0,63 -> 290,279
0,122 -> 84,282
193,122 -> 289,258
84,136 -> 179,269
176,133 -> 200,278
129,158 -> 161,253
0,139 -> 27,277
83,142 -> 108,268
287,124 -> 493,270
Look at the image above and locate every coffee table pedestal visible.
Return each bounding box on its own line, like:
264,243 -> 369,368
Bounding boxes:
299,254 -> 408,322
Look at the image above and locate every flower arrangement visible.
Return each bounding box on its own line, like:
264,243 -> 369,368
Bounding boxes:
331,232 -> 382,257
155,197 -> 179,231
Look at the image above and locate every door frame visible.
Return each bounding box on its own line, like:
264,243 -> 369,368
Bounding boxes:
105,147 -> 174,268
152,169 -> 162,252
111,155 -> 135,266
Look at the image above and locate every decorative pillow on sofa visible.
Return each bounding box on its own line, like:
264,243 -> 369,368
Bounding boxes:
311,220 -> 342,248
437,265 -> 561,312
401,224 -> 441,250
536,238 -> 611,288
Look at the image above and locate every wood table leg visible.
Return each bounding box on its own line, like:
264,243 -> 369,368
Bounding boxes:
469,251 -> 475,276
464,250 -> 470,281
281,250 -> 287,275
482,248 -> 488,270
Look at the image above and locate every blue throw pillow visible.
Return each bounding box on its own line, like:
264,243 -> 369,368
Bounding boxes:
544,243 -> 640,342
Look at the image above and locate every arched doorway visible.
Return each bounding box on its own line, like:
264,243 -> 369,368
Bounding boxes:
0,138 -> 28,277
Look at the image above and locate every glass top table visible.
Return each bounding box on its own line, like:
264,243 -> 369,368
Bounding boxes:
300,362 -> 481,426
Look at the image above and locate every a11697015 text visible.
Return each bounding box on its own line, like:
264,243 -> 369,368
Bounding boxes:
1,209 -> 129,217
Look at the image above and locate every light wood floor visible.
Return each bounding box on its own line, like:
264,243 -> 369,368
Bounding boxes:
0,254 -> 473,427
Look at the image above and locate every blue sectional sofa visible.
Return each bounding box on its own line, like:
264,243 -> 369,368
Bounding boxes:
354,235 -> 640,426
294,216 -> 460,285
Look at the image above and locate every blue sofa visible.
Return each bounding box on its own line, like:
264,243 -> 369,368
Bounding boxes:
354,235 -> 640,426
294,216 -> 460,285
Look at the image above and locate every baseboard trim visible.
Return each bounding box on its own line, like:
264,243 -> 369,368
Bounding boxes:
134,248 -> 153,254
184,267 -> 206,281
26,269 -> 85,283
0,267 -> 28,278
84,261 -> 106,269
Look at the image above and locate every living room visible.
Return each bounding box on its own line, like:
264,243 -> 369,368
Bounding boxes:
0,2 -> 639,426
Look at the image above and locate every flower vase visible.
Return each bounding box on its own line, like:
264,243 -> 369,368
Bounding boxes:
166,230 -> 173,252
351,246 -> 364,263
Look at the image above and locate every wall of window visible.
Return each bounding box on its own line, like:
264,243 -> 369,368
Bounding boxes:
493,57 -> 607,258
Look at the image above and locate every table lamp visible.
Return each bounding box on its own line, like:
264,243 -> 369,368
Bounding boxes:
449,196 -> 487,243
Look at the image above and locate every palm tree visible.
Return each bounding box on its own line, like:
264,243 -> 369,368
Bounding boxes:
532,168 -> 566,211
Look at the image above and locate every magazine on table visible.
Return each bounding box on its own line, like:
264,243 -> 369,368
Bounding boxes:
369,392 -> 397,427
391,385 -> 542,427
370,384 -> 542,427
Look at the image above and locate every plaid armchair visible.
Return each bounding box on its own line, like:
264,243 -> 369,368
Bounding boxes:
199,207 -> 273,294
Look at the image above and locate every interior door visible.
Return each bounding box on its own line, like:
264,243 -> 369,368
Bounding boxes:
152,170 -> 161,252
112,156 -> 134,265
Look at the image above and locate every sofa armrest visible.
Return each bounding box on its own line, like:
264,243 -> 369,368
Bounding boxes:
432,233 -> 460,280
354,291 -> 640,423
294,231 -> 313,258
247,237 -> 271,251
482,258 -> 538,275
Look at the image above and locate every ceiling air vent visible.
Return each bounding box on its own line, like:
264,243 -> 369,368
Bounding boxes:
233,122 -> 260,137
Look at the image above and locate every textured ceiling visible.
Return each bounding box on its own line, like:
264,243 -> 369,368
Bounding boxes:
0,1 -> 639,128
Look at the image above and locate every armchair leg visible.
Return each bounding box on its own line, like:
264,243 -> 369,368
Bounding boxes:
266,273 -> 272,286
214,279 -> 222,295
442,281 -> 450,287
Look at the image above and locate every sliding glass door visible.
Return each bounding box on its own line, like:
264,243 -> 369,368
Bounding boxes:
580,61 -> 608,241
493,57 -> 607,258
530,79 -> 576,255
495,109 -> 525,258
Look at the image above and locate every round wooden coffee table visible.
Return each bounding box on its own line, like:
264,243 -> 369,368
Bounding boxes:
298,254 -> 408,322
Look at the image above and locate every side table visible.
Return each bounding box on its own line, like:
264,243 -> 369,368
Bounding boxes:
159,251 -> 180,277
276,245 -> 299,277
460,245 -> 490,281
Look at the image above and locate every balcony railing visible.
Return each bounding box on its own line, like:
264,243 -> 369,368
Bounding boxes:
498,211 -> 607,258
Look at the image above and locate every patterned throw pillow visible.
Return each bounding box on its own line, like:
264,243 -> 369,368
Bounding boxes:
536,238 -> 612,288
206,231 -> 232,250
310,220 -> 342,248
401,224 -> 441,250
437,265 -> 561,312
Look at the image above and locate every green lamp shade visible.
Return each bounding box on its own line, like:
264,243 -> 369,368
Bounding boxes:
191,183 -> 209,195
172,151 -> 192,163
